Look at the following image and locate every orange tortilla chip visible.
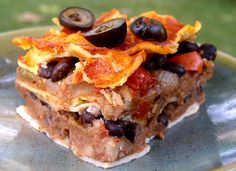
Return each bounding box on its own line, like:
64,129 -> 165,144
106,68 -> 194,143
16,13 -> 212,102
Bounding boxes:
121,11 -> 201,55
79,51 -> 146,88
94,9 -> 127,27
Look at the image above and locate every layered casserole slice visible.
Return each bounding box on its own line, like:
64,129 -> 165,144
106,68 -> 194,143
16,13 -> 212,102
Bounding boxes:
13,8 -> 216,168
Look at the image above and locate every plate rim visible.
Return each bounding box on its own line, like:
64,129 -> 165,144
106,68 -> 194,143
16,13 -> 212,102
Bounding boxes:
0,26 -> 57,37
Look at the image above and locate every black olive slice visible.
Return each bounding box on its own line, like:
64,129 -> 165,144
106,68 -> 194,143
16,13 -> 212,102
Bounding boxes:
59,7 -> 95,31
130,16 -> 167,42
84,18 -> 127,47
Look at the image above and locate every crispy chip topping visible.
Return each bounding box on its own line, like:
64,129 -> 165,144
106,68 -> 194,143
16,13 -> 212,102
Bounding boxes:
13,9 -> 201,88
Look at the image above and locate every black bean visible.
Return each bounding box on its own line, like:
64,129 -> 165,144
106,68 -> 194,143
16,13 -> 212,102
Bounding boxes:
104,120 -> 125,137
198,43 -> 217,61
144,54 -> 167,71
198,85 -> 203,93
51,57 -> 79,82
40,100 -> 47,106
178,41 -> 199,53
157,112 -> 169,127
81,111 -> 95,124
166,53 -> 176,59
184,94 -> 191,103
40,100 -> 51,109
162,62 -> 185,77
124,122 -> 139,143
29,91 -> 37,100
96,114 -> 104,119
38,61 -> 58,79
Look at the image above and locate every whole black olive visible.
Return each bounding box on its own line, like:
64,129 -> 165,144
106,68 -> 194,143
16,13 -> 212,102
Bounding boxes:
130,17 -> 148,39
178,41 -> 199,53
198,43 -> 217,61
59,7 -> 95,31
130,16 -> 167,42
144,54 -> 167,71
84,18 -> 127,47
162,62 -> 186,77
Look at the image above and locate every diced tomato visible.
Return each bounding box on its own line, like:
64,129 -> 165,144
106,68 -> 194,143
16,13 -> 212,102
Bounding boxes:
126,67 -> 156,95
134,101 -> 150,120
94,88 -> 102,95
169,51 -> 203,73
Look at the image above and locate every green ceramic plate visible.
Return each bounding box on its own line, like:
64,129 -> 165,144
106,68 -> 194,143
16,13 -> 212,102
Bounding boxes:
0,27 -> 236,171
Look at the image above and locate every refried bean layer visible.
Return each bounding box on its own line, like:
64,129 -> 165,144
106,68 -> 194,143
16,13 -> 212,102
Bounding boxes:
16,82 -> 205,162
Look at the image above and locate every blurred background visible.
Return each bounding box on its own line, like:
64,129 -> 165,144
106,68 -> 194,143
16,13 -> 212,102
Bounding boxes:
1,0 -> 235,56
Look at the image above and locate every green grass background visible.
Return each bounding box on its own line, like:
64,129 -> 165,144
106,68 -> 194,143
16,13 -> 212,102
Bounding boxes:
1,0 -> 235,56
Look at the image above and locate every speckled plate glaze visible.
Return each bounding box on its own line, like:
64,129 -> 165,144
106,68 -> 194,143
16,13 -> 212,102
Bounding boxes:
0,27 -> 236,171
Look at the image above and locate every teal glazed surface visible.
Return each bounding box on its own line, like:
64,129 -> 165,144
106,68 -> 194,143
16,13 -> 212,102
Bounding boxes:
0,27 -> 236,171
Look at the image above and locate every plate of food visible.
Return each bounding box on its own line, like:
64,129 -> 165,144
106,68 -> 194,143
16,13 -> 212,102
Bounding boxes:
0,7 -> 236,171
